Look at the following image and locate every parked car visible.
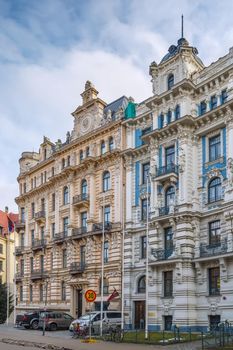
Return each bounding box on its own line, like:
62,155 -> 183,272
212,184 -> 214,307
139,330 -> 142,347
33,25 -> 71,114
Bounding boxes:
39,311 -> 74,331
69,311 -> 122,333
15,311 -> 41,330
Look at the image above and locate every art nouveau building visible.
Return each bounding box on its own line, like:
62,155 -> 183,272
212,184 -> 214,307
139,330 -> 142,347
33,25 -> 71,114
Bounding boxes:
15,81 -> 127,317
124,37 -> 233,331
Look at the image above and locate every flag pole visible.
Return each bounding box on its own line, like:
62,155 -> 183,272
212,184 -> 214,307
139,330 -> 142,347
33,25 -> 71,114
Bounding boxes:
121,183 -> 125,332
145,174 -> 149,339
100,194 -> 105,337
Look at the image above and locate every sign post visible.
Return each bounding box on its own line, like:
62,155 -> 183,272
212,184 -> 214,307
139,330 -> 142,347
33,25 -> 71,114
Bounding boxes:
84,289 -> 97,343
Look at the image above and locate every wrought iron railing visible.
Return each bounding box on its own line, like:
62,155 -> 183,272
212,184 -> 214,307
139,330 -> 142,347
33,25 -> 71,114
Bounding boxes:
70,262 -> 85,273
15,246 -> 25,255
32,239 -> 47,248
31,269 -> 49,279
72,227 -> 87,236
93,222 -> 112,231
53,232 -> 68,241
156,163 -> 178,177
158,206 -> 170,216
73,194 -> 89,204
200,238 -> 228,257
151,247 -> 174,260
34,211 -> 46,220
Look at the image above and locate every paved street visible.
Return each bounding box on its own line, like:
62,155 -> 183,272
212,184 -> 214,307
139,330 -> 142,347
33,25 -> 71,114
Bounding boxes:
0,325 -> 202,350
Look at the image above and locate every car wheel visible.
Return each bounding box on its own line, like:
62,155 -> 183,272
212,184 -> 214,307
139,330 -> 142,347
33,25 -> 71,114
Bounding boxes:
31,320 -> 39,330
50,323 -> 57,331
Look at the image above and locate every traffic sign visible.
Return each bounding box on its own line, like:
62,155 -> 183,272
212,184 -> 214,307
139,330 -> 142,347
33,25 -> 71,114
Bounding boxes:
85,289 -> 97,302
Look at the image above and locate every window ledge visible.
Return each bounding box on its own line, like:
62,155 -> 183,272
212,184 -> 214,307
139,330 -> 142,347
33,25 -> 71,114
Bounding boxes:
161,296 -> 174,300
205,157 -> 224,168
206,199 -> 223,206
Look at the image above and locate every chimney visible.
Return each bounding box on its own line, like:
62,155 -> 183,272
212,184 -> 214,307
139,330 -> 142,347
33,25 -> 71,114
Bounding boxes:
5,206 -> 8,213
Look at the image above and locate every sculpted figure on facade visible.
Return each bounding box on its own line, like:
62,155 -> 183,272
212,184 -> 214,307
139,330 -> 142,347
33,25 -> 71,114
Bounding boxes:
178,146 -> 186,173
227,158 -> 233,185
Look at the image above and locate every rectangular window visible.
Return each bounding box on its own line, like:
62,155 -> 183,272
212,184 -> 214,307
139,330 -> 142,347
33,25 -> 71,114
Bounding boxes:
209,221 -> 221,246
164,271 -> 173,297
30,257 -> 34,273
20,233 -> 25,247
29,285 -> 33,302
141,236 -> 147,259
52,193 -> 55,211
40,284 -> 43,302
104,206 -> 110,224
31,229 -> 35,245
21,207 -> 25,223
142,163 -> 150,184
209,134 -> 221,162
164,227 -> 173,257
63,217 -> 69,236
221,89 -> 227,104
200,101 -> 207,115
20,259 -> 24,274
31,203 -> 35,218
40,255 -> 44,272
141,198 -> 149,221
61,282 -> 66,301
0,261 -> 3,271
0,244 -> 3,254
80,246 -> 85,267
104,241 -> 109,263
209,267 -> 220,296
20,285 -> 23,302
81,212 -> 87,229
62,249 -> 67,268
210,95 -> 217,110
41,198 -> 45,212
165,146 -> 175,166
51,223 -> 55,238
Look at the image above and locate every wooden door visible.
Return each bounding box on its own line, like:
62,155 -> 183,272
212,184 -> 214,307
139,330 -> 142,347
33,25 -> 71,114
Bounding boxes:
134,301 -> 145,329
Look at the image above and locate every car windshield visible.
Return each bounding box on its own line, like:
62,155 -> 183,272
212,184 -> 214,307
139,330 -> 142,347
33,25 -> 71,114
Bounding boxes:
79,313 -> 96,320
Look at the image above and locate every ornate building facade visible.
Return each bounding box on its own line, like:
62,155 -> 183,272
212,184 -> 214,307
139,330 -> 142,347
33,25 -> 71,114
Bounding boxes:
124,37 -> 233,331
15,81 -> 127,317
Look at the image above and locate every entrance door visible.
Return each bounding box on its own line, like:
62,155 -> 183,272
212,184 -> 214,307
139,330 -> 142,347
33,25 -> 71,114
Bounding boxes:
134,301 -> 145,329
76,289 -> 82,318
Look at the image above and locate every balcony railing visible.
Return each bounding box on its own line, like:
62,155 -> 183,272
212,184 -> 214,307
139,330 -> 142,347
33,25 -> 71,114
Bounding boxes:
200,239 -> 228,257
15,246 -> 25,255
34,211 -> 46,220
15,221 -> 25,231
156,163 -> 178,177
15,272 -> 24,281
151,247 -> 174,260
53,232 -> 68,241
93,222 -> 112,232
158,206 -> 170,216
72,227 -> 87,237
70,262 -> 85,274
32,239 -> 47,249
73,194 -> 90,205
31,269 -> 49,280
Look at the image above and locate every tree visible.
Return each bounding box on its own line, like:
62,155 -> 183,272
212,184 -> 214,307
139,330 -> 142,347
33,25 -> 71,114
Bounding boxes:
0,283 -> 14,324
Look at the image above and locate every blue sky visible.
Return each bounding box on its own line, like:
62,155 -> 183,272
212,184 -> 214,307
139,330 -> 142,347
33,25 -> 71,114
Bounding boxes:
1,0 -> 233,212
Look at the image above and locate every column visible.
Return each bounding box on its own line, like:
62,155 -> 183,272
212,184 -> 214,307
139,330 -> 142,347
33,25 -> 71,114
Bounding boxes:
125,159 -> 133,224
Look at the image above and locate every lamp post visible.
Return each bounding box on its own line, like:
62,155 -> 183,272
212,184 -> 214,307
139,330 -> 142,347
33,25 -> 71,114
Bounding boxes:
145,173 -> 150,339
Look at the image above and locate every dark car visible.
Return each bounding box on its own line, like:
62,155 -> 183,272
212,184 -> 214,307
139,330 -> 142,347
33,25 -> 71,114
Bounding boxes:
39,311 -> 74,331
15,311 -> 43,330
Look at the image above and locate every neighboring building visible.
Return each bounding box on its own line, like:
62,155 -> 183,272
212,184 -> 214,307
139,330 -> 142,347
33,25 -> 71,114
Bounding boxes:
15,81 -> 127,317
0,207 -> 18,290
124,37 -> 233,331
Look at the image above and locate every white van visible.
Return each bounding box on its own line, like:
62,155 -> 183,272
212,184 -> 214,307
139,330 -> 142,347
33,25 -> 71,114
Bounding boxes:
69,311 -> 122,333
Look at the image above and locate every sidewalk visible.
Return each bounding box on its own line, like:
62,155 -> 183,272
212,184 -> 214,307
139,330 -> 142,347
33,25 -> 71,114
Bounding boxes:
0,325 -> 202,350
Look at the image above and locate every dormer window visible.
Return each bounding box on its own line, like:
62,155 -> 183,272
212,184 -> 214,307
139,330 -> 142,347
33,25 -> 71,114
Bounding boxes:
43,148 -> 47,160
167,74 -> 174,90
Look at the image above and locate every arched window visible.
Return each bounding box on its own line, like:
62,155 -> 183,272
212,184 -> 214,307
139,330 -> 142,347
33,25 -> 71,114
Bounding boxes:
167,74 -> 174,90
109,137 -> 114,151
81,179 -> 88,199
165,186 -> 175,207
103,171 -> 110,192
138,275 -> 146,293
175,105 -> 180,120
67,155 -> 70,166
101,140 -> 106,155
208,177 -> 222,203
80,150 -> 83,162
62,158 -> 65,169
63,186 -> 69,205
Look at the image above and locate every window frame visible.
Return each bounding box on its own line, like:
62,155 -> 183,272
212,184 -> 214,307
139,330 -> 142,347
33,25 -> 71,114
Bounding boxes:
103,171 -> 110,192
208,134 -> 221,162
209,221 -> 221,246
209,267 -> 220,296
208,177 -> 222,203
138,275 -> 146,293
63,186 -> 69,205
163,270 -> 173,297
167,74 -> 174,90
141,236 -> 147,259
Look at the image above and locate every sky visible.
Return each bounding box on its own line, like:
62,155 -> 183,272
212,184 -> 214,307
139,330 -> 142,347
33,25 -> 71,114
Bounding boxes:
1,0 -> 233,212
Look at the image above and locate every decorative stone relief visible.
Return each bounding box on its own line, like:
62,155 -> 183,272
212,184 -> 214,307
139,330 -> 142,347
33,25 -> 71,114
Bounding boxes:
220,258 -> 228,282
227,158 -> 233,186
195,262 -> 204,285
175,262 -> 182,284
178,147 -> 186,173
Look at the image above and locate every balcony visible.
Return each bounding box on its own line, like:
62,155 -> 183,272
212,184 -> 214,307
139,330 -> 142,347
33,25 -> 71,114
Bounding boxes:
31,269 -> 49,280
73,194 -> 90,208
200,239 -> 228,258
151,247 -> 174,260
53,232 -> 68,243
139,183 -> 151,198
15,272 -> 24,282
72,227 -> 87,238
92,222 -> 112,232
34,211 -> 46,223
15,221 -> 25,232
154,163 -> 178,182
15,246 -> 25,256
69,262 -> 85,275
32,239 -> 47,251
